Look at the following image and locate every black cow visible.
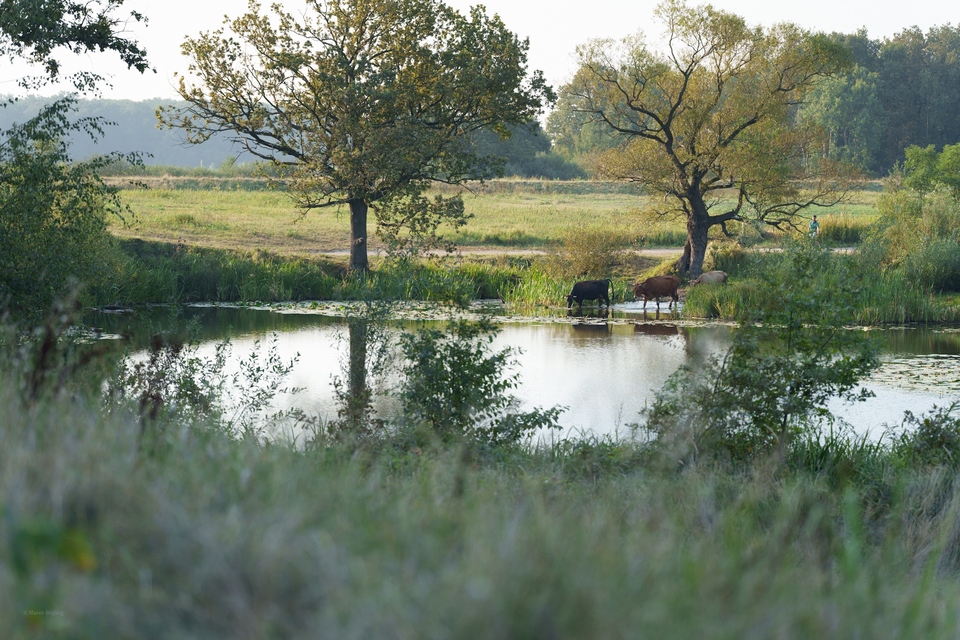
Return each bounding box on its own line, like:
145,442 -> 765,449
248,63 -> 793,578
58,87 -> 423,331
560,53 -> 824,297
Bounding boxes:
566,279 -> 612,310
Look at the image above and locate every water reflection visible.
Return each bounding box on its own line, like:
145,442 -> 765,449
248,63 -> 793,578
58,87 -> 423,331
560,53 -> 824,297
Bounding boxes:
86,305 -> 960,439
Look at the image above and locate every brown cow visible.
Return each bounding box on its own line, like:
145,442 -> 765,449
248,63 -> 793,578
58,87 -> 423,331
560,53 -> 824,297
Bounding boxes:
633,275 -> 680,310
690,270 -> 728,286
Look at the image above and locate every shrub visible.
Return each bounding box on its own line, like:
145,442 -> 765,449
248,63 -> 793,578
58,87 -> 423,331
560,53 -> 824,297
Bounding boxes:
0,99 -> 132,322
545,226 -> 634,280
891,403 -> 960,469
645,242 -> 880,465
397,317 -> 563,446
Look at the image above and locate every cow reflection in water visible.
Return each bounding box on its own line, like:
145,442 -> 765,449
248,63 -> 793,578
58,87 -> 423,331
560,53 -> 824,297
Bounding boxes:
633,323 -> 680,337
571,321 -> 611,334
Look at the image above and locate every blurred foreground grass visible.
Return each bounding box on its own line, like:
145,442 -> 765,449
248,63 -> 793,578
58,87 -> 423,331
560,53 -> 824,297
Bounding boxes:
5,375 -> 960,638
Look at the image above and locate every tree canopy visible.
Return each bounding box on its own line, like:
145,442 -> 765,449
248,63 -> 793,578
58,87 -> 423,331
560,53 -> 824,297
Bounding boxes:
561,0 -> 853,277
0,0 -> 149,91
161,0 -> 552,271
799,26 -> 960,175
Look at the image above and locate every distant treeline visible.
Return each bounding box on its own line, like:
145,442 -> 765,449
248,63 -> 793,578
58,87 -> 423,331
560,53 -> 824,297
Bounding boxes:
0,96 -> 239,168
0,96 -> 584,179
547,24 -> 960,177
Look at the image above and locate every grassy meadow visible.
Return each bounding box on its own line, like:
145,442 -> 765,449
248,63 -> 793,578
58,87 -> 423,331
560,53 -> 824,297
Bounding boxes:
108,179 -> 882,259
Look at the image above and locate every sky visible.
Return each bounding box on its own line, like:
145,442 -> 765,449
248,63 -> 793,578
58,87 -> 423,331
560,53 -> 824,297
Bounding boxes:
1,0 -> 955,102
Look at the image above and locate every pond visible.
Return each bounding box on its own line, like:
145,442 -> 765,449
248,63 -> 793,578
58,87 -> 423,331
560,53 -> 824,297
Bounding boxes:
90,301 -> 960,441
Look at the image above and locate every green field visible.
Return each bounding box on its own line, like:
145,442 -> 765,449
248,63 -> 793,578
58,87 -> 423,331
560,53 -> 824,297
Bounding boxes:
109,179 -> 882,260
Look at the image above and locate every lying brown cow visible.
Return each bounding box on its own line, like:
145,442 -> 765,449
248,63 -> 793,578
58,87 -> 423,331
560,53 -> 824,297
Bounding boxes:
690,270 -> 728,286
633,275 -> 680,310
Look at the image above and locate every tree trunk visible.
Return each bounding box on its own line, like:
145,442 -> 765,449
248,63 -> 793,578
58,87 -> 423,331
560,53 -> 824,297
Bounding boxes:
348,198 -> 369,272
680,196 -> 711,279
678,237 -> 693,277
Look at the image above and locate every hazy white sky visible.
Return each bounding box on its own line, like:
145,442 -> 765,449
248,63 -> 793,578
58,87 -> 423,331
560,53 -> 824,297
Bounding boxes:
3,0 -> 955,101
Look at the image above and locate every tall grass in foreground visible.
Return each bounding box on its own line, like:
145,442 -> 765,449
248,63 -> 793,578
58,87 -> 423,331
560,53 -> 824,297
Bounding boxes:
9,378 -> 960,637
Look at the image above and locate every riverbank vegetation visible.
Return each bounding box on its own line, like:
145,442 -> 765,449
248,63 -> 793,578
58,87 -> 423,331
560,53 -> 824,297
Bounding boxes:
6,298 -> 960,636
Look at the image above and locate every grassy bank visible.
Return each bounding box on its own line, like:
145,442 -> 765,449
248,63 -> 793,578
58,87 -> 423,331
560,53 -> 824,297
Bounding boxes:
90,239 -> 654,309
91,239 -> 539,307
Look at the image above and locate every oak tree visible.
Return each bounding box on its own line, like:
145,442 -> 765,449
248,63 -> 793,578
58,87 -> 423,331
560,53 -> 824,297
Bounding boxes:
562,0 -> 853,278
162,0 -> 551,271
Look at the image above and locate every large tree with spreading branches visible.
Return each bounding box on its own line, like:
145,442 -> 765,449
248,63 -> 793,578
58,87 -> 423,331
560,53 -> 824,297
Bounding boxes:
161,0 -> 552,271
562,0 -> 854,277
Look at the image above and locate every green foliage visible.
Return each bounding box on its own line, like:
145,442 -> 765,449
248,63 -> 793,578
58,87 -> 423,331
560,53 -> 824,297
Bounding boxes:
0,98 -> 135,321
398,317 -> 562,445
864,184 -> 960,295
901,240 -> 960,293
163,0 -> 552,270
891,403 -> 960,468
936,143 -> 960,202
375,192 -> 471,259
799,64 -> 883,171
467,121 -> 586,179
808,25 -> 960,174
648,242 -> 880,464
903,145 -> 940,197
544,89 -> 620,174
0,0 -> 148,91
874,26 -> 960,172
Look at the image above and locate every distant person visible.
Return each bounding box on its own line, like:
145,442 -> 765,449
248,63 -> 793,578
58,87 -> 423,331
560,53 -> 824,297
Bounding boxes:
809,215 -> 820,239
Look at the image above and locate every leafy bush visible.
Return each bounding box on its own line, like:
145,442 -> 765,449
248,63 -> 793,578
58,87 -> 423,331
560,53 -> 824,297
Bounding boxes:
544,226 -> 634,280
645,242 -> 880,465
397,317 -> 562,445
0,98 -> 134,321
106,325 -> 299,447
891,403 -> 960,468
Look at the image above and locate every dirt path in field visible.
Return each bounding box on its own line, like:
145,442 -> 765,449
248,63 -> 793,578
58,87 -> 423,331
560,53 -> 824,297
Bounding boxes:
310,246 -> 854,259
313,247 -> 686,258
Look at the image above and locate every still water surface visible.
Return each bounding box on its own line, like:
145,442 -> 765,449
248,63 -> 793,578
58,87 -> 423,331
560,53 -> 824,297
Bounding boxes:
92,303 -> 960,440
